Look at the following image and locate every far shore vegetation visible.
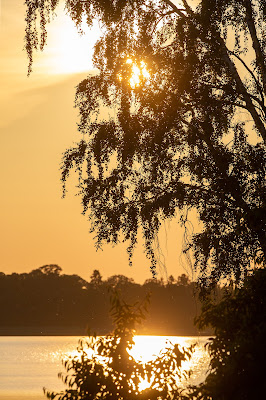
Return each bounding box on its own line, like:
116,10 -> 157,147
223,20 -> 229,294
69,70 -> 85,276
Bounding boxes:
0,264 -> 214,336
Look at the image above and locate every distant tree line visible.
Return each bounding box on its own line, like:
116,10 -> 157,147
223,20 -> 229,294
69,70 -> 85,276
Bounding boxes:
0,265 -> 212,336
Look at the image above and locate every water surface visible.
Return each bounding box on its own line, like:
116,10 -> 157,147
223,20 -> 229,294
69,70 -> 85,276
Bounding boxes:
0,336 -> 210,400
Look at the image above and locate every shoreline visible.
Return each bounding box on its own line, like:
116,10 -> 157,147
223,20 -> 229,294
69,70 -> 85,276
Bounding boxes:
0,325 -> 213,337
0,332 -> 212,337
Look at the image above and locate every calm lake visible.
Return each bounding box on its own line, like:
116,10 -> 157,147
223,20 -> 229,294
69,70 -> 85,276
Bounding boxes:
0,336 -> 210,400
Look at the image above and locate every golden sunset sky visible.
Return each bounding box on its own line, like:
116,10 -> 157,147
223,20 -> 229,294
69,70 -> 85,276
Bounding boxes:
0,0 -> 195,283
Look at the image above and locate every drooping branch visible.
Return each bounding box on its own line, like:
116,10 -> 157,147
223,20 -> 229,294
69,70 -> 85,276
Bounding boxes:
229,51 -> 265,107
218,36 -> 266,142
162,0 -> 188,18
180,0 -> 194,15
24,0 -> 60,75
244,0 -> 266,94
150,10 -> 177,37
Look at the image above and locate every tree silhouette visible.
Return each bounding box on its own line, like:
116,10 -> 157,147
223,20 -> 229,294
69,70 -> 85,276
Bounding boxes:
167,275 -> 176,285
25,0 -> 265,285
90,269 -> 103,286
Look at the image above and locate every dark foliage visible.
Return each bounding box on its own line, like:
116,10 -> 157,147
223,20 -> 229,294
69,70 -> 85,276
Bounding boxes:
44,292 -> 194,400
192,269 -> 266,399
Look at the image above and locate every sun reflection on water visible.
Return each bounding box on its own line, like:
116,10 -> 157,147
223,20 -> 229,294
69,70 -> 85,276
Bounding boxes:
61,335 -> 209,391
135,335 -> 210,386
129,335 -> 206,390
130,335 -> 189,363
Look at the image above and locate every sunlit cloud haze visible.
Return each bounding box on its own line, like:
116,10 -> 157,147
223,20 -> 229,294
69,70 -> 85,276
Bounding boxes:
0,0 -> 195,283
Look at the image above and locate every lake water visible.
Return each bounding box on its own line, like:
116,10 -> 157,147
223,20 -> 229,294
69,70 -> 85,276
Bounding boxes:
0,336 -> 210,400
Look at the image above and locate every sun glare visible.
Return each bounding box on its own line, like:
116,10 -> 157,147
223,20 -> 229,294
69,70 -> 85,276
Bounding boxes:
32,5 -> 150,79
119,59 -> 150,89
129,336 -> 195,391
34,6 -> 101,75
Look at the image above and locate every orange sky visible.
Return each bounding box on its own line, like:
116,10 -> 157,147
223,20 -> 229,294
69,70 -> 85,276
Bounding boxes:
0,0 -> 196,283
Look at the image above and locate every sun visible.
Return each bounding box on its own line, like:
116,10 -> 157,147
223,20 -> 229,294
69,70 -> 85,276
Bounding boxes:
118,58 -> 150,89
127,59 -> 150,88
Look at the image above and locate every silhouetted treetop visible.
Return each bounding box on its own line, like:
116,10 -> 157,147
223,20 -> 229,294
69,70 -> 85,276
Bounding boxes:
177,273 -> 190,286
106,274 -> 135,288
90,269 -> 103,286
25,0 -> 266,285
36,264 -> 63,275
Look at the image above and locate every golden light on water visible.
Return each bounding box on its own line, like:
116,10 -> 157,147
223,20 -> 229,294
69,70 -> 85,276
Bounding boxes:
62,335 -> 209,391
129,336 -> 194,391
130,335 -> 188,362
